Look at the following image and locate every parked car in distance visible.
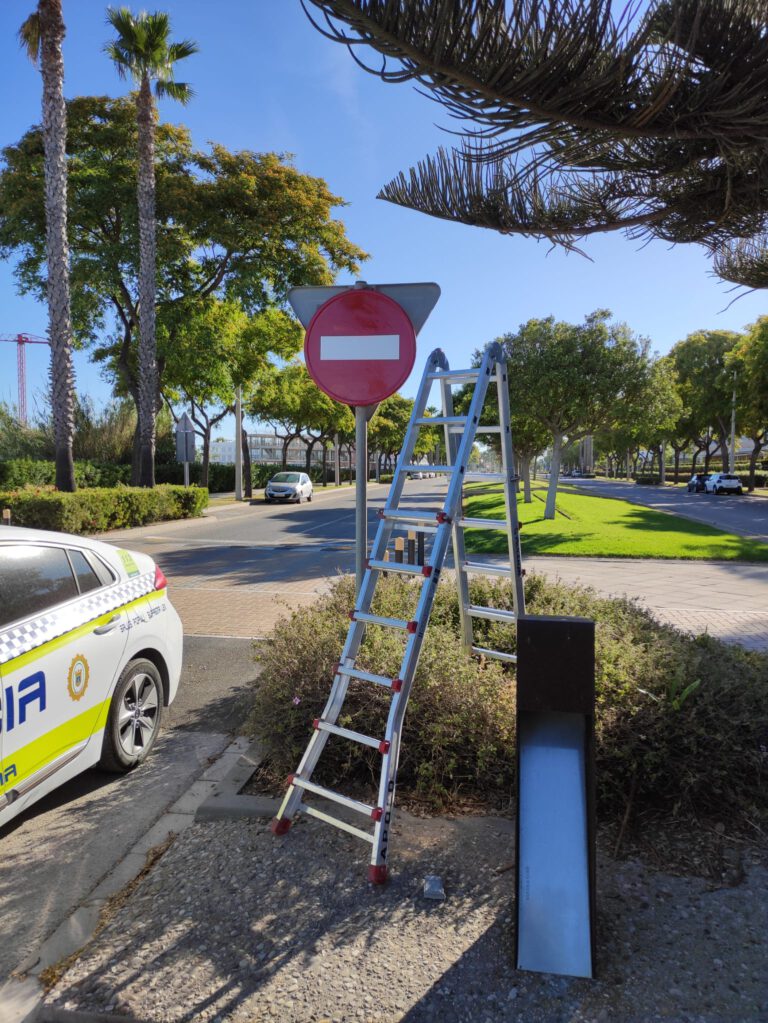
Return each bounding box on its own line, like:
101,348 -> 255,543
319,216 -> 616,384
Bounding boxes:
0,527 -> 183,830
408,470 -> 424,480
264,472 -> 313,503
704,473 -> 743,495
687,473 -> 708,492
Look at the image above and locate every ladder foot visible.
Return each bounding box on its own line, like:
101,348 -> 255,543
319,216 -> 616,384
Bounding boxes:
271,817 -> 292,836
368,864 -> 388,885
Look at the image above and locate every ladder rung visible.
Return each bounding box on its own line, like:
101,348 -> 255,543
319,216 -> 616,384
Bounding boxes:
369,558 -> 427,577
303,805 -> 374,844
474,425 -> 502,433
471,645 -> 518,664
336,664 -> 400,689
463,560 -> 514,577
427,369 -> 479,382
402,464 -> 454,473
427,370 -> 498,384
378,510 -> 439,532
353,611 -> 415,631
316,720 -> 385,751
290,776 -> 375,816
464,472 -> 506,482
458,517 -> 507,530
467,605 -> 517,624
414,416 -> 467,426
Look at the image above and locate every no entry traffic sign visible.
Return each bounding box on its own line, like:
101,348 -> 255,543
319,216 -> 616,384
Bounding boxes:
304,288 -> 417,406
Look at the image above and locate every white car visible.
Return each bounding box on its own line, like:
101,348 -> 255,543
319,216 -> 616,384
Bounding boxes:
0,527 -> 183,830
264,472 -> 313,503
703,473 -> 743,495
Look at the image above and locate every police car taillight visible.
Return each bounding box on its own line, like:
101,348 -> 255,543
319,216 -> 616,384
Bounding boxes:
154,565 -> 168,591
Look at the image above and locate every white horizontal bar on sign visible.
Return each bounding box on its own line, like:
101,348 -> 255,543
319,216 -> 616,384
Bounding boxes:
320,335 -> 400,360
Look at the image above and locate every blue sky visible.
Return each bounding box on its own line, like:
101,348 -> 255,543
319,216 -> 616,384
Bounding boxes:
1,1 -> 766,433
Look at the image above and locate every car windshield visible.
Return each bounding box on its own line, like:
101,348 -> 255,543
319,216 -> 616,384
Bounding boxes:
271,473 -> 300,483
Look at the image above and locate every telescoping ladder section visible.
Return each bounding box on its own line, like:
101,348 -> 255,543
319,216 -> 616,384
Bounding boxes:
271,343 -> 525,882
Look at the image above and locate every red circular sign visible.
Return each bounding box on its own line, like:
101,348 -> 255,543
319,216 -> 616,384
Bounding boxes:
304,289 -> 417,406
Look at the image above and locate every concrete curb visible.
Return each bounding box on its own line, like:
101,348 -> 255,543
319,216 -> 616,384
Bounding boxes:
194,738 -> 279,821
0,737 -> 253,1023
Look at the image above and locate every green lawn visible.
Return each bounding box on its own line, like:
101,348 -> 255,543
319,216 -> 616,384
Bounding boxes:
462,485 -> 768,561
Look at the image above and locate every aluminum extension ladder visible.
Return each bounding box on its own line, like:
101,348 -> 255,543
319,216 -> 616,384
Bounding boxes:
271,343 -> 525,882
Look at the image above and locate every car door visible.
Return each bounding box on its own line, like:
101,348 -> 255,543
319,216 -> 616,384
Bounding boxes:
301,474 -> 311,498
0,543 -> 128,805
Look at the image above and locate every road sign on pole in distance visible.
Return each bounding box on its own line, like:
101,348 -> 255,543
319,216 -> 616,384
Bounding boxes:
175,412 -> 196,487
304,287 -> 417,406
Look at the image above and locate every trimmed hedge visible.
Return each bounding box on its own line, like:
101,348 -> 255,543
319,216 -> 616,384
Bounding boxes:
0,484 -> 208,534
0,459 -> 132,489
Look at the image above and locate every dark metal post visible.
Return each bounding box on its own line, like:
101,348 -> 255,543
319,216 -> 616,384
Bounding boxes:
417,531 -> 425,567
355,406 -> 367,597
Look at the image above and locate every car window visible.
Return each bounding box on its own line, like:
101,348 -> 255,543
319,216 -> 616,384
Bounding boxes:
68,549 -> 102,595
0,544 -> 78,629
301,475 -> 309,484
84,550 -> 115,586
271,473 -> 300,483
722,474 -> 738,480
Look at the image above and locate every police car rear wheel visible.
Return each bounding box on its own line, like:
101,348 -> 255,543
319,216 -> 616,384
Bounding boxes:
101,659 -> 163,773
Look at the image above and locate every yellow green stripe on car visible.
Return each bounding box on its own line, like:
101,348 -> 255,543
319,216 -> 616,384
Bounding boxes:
0,698 -> 111,796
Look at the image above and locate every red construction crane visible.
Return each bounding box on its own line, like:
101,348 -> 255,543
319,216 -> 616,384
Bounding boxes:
0,333 -> 49,425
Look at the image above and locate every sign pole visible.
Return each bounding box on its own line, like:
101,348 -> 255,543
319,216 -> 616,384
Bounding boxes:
355,406 -> 367,597
183,461 -> 189,488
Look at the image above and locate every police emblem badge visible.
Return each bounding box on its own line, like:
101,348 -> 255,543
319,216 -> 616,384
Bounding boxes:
67,654 -> 90,702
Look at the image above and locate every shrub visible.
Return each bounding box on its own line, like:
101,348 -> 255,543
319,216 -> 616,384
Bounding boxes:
0,484 -> 208,533
247,574 -> 767,825
0,458 -> 132,489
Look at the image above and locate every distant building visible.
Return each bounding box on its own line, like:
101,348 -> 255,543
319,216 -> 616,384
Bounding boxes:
210,432 -> 354,469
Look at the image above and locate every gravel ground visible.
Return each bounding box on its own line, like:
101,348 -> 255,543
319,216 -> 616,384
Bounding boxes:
42,812 -> 767,1023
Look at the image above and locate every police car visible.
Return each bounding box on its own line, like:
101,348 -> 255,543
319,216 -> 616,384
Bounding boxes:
0,527 -> 183,830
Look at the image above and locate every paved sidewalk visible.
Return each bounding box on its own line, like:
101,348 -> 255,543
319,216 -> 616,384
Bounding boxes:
523,556 -> 768,650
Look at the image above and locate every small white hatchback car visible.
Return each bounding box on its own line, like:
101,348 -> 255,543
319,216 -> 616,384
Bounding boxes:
0,527 -> 183,830
264,471 -> 313,503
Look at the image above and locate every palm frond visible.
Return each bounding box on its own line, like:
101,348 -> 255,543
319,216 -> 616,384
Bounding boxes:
105,6 -> 197,101
155,79 -> 194,104
18,11 -> 41,64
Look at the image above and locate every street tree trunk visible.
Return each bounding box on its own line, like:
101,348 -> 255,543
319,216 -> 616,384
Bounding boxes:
520,455 -> 532,503
544,433 -> 562,519
241,426 -> 252,498
201,430 -> 211,487
39,0 -> 75,492
136,72 -> 158,487
746,434 -> 765,492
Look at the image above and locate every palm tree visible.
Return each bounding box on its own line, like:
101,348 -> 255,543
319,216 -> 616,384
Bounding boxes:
105,7 -> 197,487
19,0 -> 76,492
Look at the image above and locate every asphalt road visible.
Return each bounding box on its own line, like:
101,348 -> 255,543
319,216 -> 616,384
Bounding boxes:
568,477 -> 768,543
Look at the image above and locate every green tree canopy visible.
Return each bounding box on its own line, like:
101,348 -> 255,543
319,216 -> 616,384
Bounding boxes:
499,311 -> 651,517
0,95 -> 367,475
669,330 -> 742,472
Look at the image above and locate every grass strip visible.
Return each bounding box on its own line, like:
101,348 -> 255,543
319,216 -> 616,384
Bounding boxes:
463,485 -> 768,561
